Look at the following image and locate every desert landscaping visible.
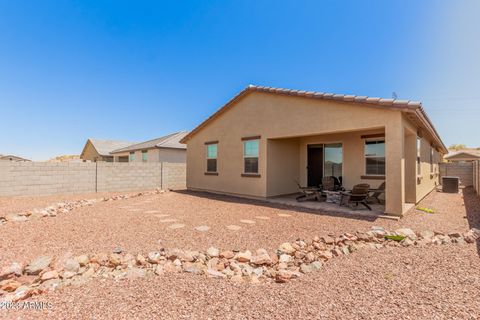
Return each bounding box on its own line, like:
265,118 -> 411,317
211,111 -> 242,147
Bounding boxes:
1,187 -> 479,319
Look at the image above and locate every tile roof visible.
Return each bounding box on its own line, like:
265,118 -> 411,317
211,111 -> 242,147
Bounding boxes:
110,131 -> 188,154
180,85 -> 447,152
88,139 -> 136,156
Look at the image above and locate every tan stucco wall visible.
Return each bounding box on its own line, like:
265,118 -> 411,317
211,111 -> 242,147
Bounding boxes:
186,92 -> 403,208
416,135 -> 441,201
80,141 -> 101,161
159,148 -> 187,163
113,148 -> 185,163
266,138 -> 300,197
185,92 -> 445,215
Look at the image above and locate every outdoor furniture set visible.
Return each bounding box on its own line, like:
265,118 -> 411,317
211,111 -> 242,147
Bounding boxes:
296,178 -> 385,211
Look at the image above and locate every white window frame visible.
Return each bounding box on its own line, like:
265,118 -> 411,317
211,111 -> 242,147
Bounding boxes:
141,150 -> 148,162
364,138 -> 385,176
129,151 -> 135,162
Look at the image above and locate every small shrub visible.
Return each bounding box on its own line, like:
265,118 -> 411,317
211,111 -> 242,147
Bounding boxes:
416,206 -> 435,214
385,235 -> 406,242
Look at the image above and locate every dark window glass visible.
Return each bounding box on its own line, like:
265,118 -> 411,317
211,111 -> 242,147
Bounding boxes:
207,159 -> 217,172
244,157 -> 258,174
366,157 -> 385,175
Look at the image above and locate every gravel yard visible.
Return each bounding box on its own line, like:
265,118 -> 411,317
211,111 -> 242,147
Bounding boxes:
1,187 -> 479,319
1,188 -> 478,266
4,245 -> 479,320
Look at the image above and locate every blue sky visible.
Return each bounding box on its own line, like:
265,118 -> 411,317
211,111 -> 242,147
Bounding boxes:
0,0 -> 479,160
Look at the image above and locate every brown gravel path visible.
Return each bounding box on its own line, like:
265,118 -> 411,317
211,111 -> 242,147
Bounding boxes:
3,244 -> 479,320
1,188 -> 479,267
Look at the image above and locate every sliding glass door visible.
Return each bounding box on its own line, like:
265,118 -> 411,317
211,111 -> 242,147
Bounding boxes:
307,143 -> 343,186
324,143 -> 343,183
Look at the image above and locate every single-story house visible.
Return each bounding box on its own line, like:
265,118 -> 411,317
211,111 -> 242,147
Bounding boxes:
0,154 -> 31,162
444,149 -> 480,163
80,139 -> 136,162
180,85 -> 448,217
110,131 -> 188,163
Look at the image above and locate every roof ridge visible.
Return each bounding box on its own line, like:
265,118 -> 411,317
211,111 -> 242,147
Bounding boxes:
155,131 -> 187,147
247,85 -> 421,106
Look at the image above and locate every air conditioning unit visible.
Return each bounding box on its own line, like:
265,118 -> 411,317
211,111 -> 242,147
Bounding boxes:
442,176 -> 459,193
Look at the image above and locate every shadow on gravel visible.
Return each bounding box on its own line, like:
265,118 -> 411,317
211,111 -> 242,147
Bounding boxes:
173,190 -> 379,222
462,187 -> 480,256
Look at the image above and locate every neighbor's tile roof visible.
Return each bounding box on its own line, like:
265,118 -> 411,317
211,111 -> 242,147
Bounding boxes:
180,85 -> 447,153
110,131 -> 188,154
89,139 -> 136,156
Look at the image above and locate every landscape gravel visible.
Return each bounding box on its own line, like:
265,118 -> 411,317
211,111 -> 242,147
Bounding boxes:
1,188 -> 478,267
3,245 -> 479,319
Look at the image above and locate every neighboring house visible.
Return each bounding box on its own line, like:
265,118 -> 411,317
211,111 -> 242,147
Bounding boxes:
444,149 -> 480,163
180,85 -> 448,217
0,154 -> 31,162
80,139 -> 135,162
110,131 -> 188,163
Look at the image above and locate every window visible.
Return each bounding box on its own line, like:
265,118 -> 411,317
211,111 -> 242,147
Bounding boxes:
430,146 -> 435,173
206,143 -> 217,172
365,140 -> 385,175
417,137 -> 422,175
129,151 -> 135,162
142,150 -> 148,162
243,139 -> 259,174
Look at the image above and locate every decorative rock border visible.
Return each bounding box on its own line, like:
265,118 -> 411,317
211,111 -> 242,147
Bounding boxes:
0,189 -> 167,225
1,227 -> 478,302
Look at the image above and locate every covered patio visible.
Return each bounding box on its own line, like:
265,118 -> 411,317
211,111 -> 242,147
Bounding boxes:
265,194 -> 403,220
265,125 -> 416,217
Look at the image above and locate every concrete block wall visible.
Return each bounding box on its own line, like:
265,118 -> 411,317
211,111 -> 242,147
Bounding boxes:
96,162 -> 163,193
0,162 -> 186,196
439,162 -> 474,187
162,162 -> 187,189
474,161 -> 479,195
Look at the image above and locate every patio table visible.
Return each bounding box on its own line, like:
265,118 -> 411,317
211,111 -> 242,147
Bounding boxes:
323,190 -> 341,204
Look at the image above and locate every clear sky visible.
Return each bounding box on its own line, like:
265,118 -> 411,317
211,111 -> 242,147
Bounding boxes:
1,0 -> 479,160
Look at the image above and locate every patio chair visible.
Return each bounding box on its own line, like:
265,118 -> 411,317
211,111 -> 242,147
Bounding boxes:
339,183 -> 372,210
294,180 -> 321,202
320,176 -> 343,192
368,181 -> 385,204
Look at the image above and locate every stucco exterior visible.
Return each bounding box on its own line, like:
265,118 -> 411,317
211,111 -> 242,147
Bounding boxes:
80,140 -> 114,162
112,148 -> 186,163
182,87 -> 446,216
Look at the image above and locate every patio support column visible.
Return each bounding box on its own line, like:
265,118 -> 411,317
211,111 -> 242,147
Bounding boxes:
385,124 -> 405,216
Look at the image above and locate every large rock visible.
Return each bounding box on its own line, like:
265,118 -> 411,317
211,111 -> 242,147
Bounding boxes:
41,270 -> 59,281
219,250 -> 234,259
275,269 -> 294,283
0,279 -> 22,292
207,247 -> 220,258
75,255 -> 90,267
147,251 -> 162,263
419,230 -> 435,240
278,242 -> 296,254
0,262 -> 24,280
251,253 -> 273,266
64,259 -> 80,273
279,254 -> 292,264
395,228 -> 417,240
25,256 -> 52,275
236,251 -> 252,263
318,251 -> 333,260
464,229 -> 480,243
